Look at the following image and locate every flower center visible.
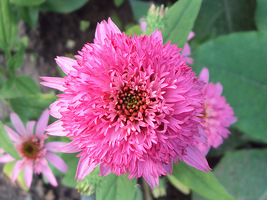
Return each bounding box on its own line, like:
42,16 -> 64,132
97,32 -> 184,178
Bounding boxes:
116,86 -> 149,122
21,138 -> 41,160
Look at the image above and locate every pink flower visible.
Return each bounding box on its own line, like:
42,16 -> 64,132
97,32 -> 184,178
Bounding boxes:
41,18 -> 210,188
0,110 -> 68,188
197,68 -> 237,155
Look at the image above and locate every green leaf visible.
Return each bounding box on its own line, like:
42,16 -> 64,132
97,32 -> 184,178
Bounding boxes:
1,78 -> 21,99
171,162 -> 234,200
0,120 -> 21,160
96,174 -> 138,200
0,0 -> 18,53
192,0 -> 256,45
114,0 -> 124,7
162,0 -> 202,47
129,0 -> 149,21
193,149 -> 267,200
7,45 -> 25,70
255,0 -> 267,32
61,153 -> 79,188
125,25 -> 142,36
10,0 -> 45,6
18,6 -> 39,28
193,32 -> 267,142
14,76 -> 40,95
9,93 -> 57,120
40,0 -> 89,13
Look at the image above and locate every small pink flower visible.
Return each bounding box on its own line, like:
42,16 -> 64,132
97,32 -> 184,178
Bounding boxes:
41,18 -> 210,189
197,68 -> 237,155
0,110 -> 68,188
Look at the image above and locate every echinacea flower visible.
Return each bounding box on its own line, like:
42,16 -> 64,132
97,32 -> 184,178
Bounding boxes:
41,18 -> 210,188
0,110 -> 68,188
197,68 -> 237,155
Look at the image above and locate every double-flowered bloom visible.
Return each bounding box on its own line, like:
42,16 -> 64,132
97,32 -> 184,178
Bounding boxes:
197,68 -> 237,155
41,18 -> 211,188
0,110 -> 68,188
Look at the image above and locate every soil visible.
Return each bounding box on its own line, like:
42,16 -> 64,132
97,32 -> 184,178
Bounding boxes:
0,0 -> 193,199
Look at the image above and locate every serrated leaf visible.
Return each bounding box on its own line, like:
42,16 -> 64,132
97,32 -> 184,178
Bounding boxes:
96,174 -> 138,200
0,0 -> 18,53
171,162 -> 234,200
14,76 -> 40,95
193,149 -> 267,200
255,0 -> 267,32
193,32 -> 267,142
9,93 -> 57,120
40,0 -> 89,13
0,120 -> 21,160
10,0 -> 45,6
162,0 -> 202,47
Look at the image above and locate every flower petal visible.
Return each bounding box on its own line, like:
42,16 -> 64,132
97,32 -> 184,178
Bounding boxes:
36,109 -> 50,137
12,160 -> 25,182
94,18 -> 121,44
10,113 -> 26,136
0,154 -> 15,163
55,56 -> 77,75
40,77 -> 66,91
45,120 -> 68,136
76,156 -> 97,180
199,67 -> 209,83
42,163 -> 58,186
4,125 -> 21,143
45,152 -> 68,173
24,160 -> 33,188
26,121 -> 36,136
45,142 -> 68,152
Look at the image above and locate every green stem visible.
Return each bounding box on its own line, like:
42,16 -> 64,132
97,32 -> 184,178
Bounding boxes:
142,178 -> 153,200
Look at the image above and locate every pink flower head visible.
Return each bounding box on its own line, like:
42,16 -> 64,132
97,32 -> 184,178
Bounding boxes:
41,18 -> 210,188
197,68 -> 237,155
0,110 -> 68,188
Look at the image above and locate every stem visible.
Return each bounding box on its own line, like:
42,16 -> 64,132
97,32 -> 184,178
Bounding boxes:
142,178 -> 153,200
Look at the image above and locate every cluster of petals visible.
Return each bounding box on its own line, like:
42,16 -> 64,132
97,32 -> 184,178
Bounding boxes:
197,68 -> 237,155
41,18 -> 210,188
0,110 -> 68,188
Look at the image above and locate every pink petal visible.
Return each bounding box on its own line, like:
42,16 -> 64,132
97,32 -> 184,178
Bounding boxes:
40,77 -> 66,91
199,67 -> 210,83
49,100 -> 62,119
45,121 -> 68,136
42,163 -> 58,187
12,160 -> 25,182
140,18 -> 147,33
76,157 -> 97,180
99,164 -> 111,176
187,31 -> 195,40
4,125 -> 21,143
183,146 -> 211,172
26,121 -> 36,136
95,18 -> 121,44
45,142 -> 68,152
24,160 -> 33,188
0,154 -> 15,163
55,56 -> 77,75
46,141 -> 80,153
45,152 -> 68,173
10,113 -> 26,136
36,109 -> 50,137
